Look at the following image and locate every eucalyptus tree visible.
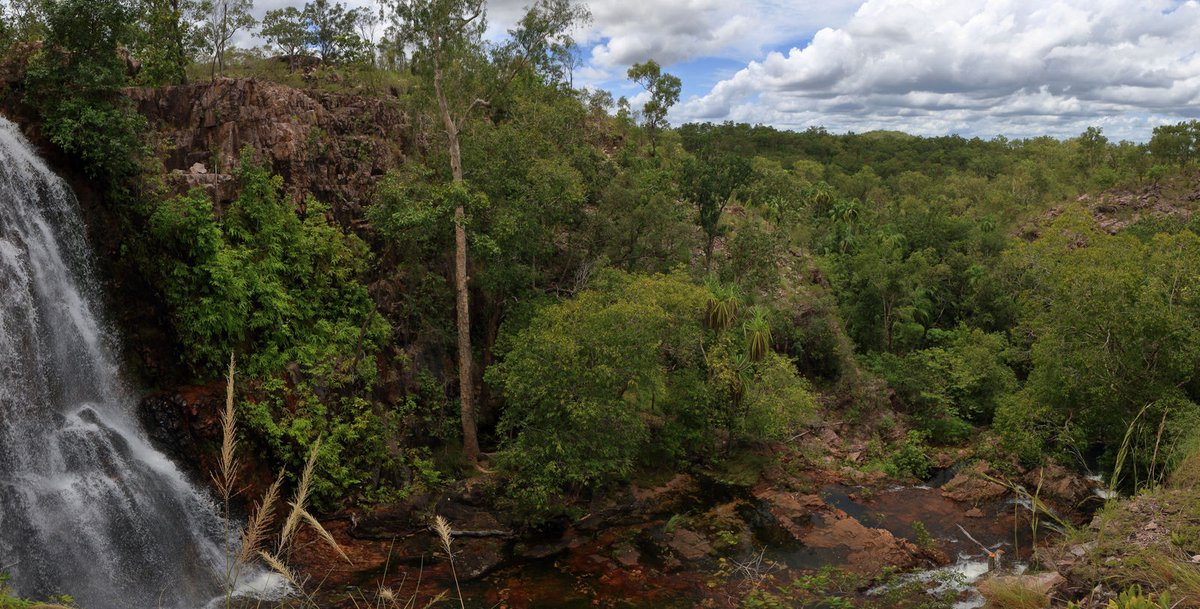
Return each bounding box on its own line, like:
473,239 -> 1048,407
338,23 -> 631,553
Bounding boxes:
386,0 -> 588,463
626,60 -> 680,155
306,0 -> 370,64
681,151 -> 752,272
196,0 -> 255,78
260,6 -> 309,68
136,0 -> 198,84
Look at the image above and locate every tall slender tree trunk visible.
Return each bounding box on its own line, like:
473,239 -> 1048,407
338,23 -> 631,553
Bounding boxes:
171,0 -> 188,84
703,234 -> 715,273
434,61 -> 480,463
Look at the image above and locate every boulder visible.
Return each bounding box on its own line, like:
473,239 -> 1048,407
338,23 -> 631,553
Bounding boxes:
941,461 -> 1010,503
666,528 -> 713,561
1022,464 -> 1092,507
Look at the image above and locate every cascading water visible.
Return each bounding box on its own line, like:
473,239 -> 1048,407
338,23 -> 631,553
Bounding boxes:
0,116 -> 266,608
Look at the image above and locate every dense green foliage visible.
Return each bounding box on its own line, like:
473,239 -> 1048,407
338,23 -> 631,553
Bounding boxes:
998,208 -> 1200,478
872,326 -> 1015,442
147,153 -> 399,505
489,270 -> 814,517
23,0 -> 147,195
9,0 -> 1200,520
149,152 -> 386,377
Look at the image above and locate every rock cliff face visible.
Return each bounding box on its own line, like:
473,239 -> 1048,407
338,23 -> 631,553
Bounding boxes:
1,68 -> 418,368
126,78 -> 411,223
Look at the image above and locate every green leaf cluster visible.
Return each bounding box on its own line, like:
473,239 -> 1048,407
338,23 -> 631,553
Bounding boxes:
23,0 -> 148,196
871,326 -> 1016,442
488,270 -> 814,520
997,207 -> 1200,479
149,153 -> 388,377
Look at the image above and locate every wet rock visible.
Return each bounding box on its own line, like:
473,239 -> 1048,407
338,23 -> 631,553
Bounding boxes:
613,544 -> 641,567
137,383 -> 251,479
630,473 -> 699,516
756,489 -> 920,573
1023,464 -> 1092,507
515,534 -> 574,560
666,528 -> 712,561
941,461 -> 1010,503
454,537 -> 508,580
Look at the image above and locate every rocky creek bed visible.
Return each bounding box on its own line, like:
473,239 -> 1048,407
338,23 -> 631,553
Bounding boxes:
288,458 -> 1105,608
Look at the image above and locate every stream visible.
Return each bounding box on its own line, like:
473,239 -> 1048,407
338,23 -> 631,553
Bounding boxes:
302,462 -> 1096,609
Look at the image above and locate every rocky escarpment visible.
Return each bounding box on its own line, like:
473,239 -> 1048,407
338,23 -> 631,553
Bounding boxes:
126,78 -> 412,224
1,61 -> 418,375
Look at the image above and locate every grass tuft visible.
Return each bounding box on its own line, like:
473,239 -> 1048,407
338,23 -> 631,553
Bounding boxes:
979,577 -> 1050,609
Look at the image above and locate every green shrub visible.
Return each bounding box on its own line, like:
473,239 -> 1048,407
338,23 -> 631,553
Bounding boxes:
490,270 -> 815,520
887,430 -> 933,479
872,325 -> 1015,443
241,379 -> 437,508
146,152 -> 399,506
1008,211 -> 1200,478
1106,585 -> 1170,609
148,151 -> 388,377
23,0 -> 147,196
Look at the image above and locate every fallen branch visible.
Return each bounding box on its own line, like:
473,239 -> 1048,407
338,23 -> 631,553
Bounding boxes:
957,524 -> 991,555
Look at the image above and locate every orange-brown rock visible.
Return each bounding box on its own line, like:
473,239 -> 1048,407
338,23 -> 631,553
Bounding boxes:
124,78 -> 409,222
941,461 -> 1010,503
755,489 -> 920,573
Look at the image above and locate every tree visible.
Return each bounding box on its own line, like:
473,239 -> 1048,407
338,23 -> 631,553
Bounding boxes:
195,0 -> 255,78
626,59 -> 680,155
354,1 -> 384,65
387,0 -> 586,463
260,6 -> 309,68
681,151 -> 752,271
135,0 -> 197,84
489,270 -> 813,519
0,3 -> 12,47
306,0 -> 367,64
1075,125 -> 1109,173
0,0 -> 45,45
1149,121 -> 1198,167
24,0 -> 147,194
511,0 -> 582,88
998,207 -> 1200,478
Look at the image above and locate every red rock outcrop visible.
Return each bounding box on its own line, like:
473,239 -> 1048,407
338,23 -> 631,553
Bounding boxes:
125,78 -> 410,222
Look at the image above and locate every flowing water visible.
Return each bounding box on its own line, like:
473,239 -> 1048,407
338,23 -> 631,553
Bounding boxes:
0,116 -> 272,608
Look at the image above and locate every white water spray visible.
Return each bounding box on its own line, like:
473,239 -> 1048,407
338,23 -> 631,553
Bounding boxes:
0,116 -> 244,608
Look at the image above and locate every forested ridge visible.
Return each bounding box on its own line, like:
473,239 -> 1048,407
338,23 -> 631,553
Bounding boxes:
5,0 -> 1200,607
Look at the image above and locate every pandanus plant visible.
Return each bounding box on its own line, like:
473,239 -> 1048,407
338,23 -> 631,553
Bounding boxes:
705,277 -> 741,332
744,307 -> 772,362
728,351 -> 753,410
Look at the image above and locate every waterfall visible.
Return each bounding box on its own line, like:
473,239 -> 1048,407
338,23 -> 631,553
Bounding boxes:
0,116 -> 269,608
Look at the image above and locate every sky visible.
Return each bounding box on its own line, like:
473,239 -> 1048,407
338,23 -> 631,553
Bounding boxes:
251,0 -> 1200,142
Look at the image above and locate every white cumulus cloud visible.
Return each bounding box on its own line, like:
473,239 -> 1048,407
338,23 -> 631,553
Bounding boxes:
678,0 -> 1200,140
